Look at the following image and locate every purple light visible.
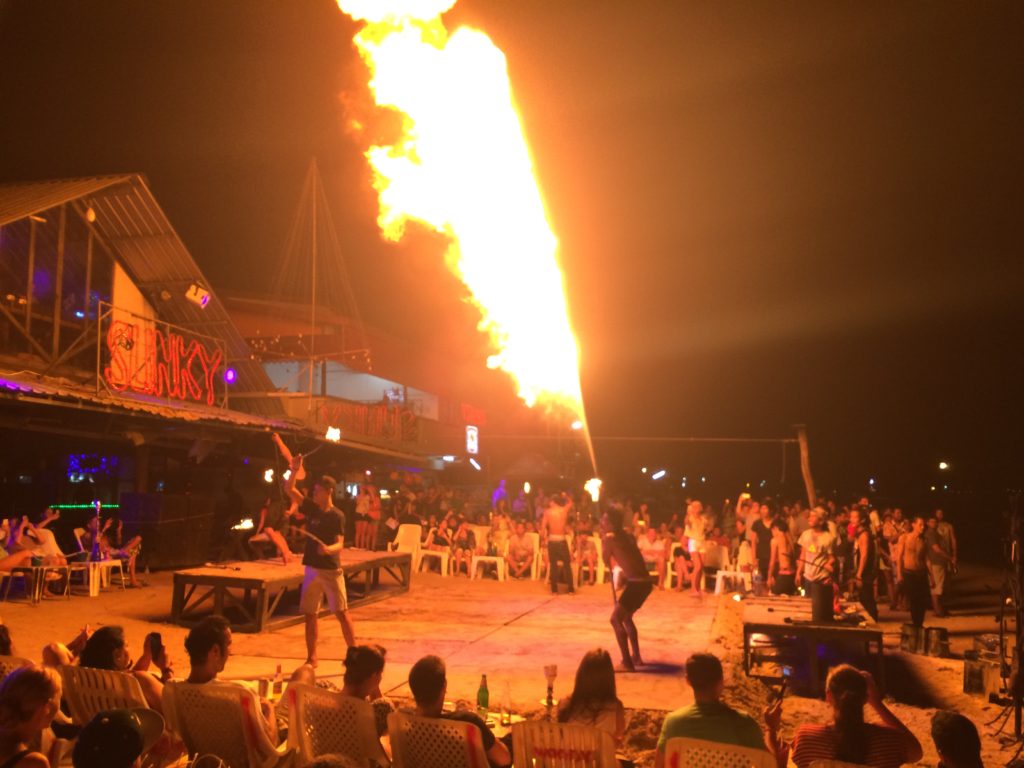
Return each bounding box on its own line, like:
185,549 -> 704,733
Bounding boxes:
224,368 -> 237,384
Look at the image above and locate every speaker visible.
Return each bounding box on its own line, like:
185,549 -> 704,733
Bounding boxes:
119,493 -> 215,569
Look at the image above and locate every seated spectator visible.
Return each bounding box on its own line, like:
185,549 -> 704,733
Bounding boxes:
638,528 -> 667,590
425,518 -> 453,557
0,626 -> 12,656
183,616 -> 277,746
407,655 -> 511,767
557,649 -> 625,746
71,708 -> 164,768
340,645 -> 394,739
506,523 -> 534,579
767,665 -> 922,768
668,526 -> 691,592
655,653 -> 766,767
576,518 -> 599,586
78,516 -> 142,588
931,710 -> 983,768
78,627 -> 170,714
0,665 -> 61,768
451,518 -> 476,577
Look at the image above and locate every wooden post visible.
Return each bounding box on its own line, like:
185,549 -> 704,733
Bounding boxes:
51,205 -> 66,359
795,424 -> 816,508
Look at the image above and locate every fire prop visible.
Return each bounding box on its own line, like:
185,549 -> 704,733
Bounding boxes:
336,1 -> 587,425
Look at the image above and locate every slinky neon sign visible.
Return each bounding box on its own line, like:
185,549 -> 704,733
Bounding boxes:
103,319 -> 223,406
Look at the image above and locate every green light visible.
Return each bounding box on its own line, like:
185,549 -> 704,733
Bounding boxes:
48,503 -> 120,510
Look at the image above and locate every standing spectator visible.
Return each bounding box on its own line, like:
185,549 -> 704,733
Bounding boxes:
0,666 -> 62,768
767,665 -> 921,768
797,508 -> 836,623
684,501 -> 706,596
491,479 -> 509,510
407,656 -> 511,767
894,517 -> 931,627
850,508 -> 879,621
931,710 -> 983,768
925,516 -> 953,617
751,504 -> 774,589
768,520 -> 797,596
655,653 -> 766,767
558,649 -> 625,748
934,509 -> 958,573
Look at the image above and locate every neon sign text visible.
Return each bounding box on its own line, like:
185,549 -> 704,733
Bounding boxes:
103,319 -> 223,406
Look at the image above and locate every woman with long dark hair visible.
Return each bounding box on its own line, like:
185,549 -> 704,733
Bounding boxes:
557,649 -> 625,747
341,645 -> 393,738
766,665 -> 922,768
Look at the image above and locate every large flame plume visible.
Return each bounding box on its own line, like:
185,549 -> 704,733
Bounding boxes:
336,0 -> 584,416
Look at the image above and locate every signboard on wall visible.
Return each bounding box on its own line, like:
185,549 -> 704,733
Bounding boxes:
98,302 -> 226,408
466,425 -> 479,455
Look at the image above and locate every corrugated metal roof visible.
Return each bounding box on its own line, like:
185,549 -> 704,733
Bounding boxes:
0,175 -> 132,228
0,174 -> 282,417
0,369 -> 298,431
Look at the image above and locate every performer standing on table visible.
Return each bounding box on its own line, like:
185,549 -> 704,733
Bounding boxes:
602,503 -> 653,672
284,455 -> 354,666
797,506 -> 836,623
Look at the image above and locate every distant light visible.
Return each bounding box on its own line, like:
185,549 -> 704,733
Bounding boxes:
283,469 -> 292,481
570,419 -> 583,431
231,518 -> 254,531
869,478 -> 876,486
441,455 -> 456,463
938,461 -> 950,471
700,476 -> 706,483
74,310 -> 85,319
930,485 -> 937,491
523,481 -> 531,494
324,426 -> 341,442
263,469 -> 274,484
732,594 -> 742,602
651,469 -> 666,481
584,478 -> 602,503
798,587 -> 806,597
223,367 -> 237,384
943,484 -> 948,491
469,458 -> 482,471
641,467 -> 648,474
759,480 -> 767,488
365,470 -> 372,476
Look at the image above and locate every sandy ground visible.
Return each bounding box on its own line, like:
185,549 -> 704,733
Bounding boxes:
0,562 -> 1014,766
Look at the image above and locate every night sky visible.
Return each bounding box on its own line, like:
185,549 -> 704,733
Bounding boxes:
1,1 -> 1021,503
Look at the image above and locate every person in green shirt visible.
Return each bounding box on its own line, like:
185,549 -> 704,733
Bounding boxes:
654,653 -> 767,767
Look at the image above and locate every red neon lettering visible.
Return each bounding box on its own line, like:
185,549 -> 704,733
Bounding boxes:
103,320 -> 222,406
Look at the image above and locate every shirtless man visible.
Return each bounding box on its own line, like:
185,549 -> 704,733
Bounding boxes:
541,494 -> 574,594
602,504 -> 653,672
894,516 -> 931,627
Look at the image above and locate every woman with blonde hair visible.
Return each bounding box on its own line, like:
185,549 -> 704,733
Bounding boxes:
0,665 -> 61,768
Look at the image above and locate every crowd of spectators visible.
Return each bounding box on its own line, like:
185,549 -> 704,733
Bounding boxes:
0,612 -> 986,767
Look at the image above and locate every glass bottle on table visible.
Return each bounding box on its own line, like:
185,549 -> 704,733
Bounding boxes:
476,674 -> 489,717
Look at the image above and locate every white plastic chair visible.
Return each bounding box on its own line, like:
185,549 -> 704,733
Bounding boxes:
388,709 -> 489,768
388,524 -> 422,571
0,655 -> 32,681
469,525 -> 491,553
471,540 -> 509,581
60,666 -> 149,725
524,532 -> 542,580
419,548 -> 451,576
285,683 -> 388,767
662,737 -> 775,768
163,680 -> 295,768
510,720 -> 616,767
575,534 -> 607,585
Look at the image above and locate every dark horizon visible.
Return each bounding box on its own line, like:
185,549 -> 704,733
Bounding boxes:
0,0 -> 1021,502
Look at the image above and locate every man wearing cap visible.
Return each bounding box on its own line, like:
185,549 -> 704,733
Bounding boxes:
72,708 -> 164,768
285,455 -> 355,667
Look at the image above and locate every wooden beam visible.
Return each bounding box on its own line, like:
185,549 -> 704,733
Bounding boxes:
795,424 -> 817,508
52,205 -> 66,359
26,218 -> 36,333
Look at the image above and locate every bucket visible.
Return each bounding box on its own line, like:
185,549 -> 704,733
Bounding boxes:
925,626 -> 950,657
900,623 -> 923,653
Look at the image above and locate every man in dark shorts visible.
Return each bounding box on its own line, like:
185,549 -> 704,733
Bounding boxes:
602,503 -> 654,672
285,455 -> 355,666
408,655 -> 511,767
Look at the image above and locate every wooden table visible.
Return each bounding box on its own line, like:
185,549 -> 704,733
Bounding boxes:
170,550 -> 412,632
